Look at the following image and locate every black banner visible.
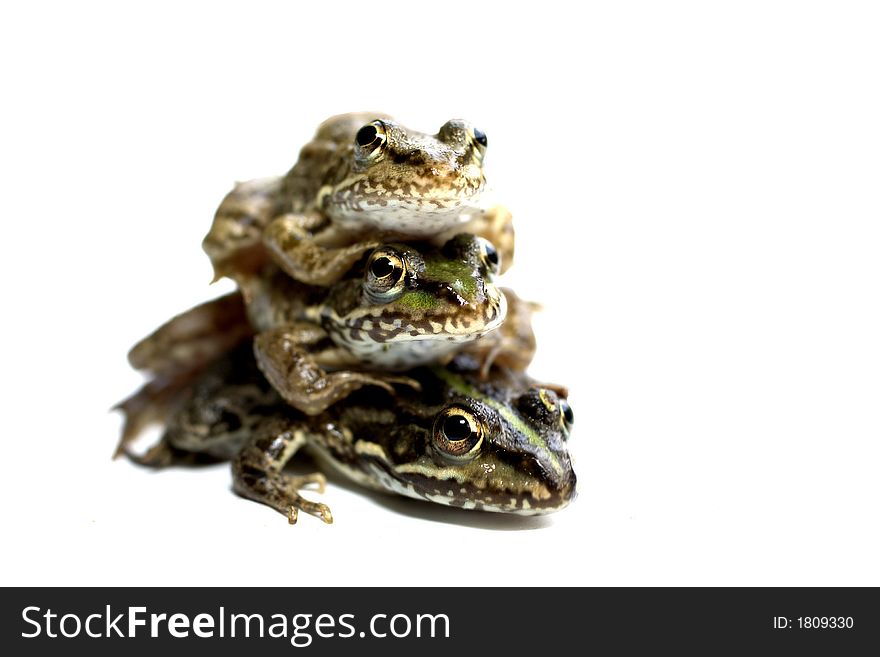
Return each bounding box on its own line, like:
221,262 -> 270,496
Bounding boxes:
1,587 -> 876,655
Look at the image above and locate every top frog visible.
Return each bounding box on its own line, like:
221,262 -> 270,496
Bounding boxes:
203,113 -> 514,285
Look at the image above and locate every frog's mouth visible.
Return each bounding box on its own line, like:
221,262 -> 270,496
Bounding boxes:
385,293 -> 507,344
363,458 -> 577,516
341,289 -> 507,344
391,470 -> 577,516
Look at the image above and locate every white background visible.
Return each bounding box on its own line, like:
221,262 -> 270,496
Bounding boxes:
1,1 -> 878,586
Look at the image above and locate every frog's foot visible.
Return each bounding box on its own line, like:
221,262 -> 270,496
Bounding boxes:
254,327 -> 419,414
202,176 -> 284,282
264,214 -> 379,286
233,431 -> 334,525
209,244 -> 270,284
460,287 -> 538,378
115,382 -> 212,467
476,342 -> 505,380
283,475 -> 334,525
127,292 -> 252,377
113,374 -> 193,459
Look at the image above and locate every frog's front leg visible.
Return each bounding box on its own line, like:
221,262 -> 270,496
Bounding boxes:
232,418 -> 332,524
253,324 -> 419,415
264,214 -> 380,286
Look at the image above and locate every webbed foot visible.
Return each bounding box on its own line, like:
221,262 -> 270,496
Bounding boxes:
233,435 -> 335,525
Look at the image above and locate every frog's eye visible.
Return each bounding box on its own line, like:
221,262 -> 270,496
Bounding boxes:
471,127 -> 488,148
364,248 -> 407,301
476,237 -> 500,275
355,121 -> 387,157
433,406 -> 484,462
538,388 -> 574,437
559,398 -> 574,432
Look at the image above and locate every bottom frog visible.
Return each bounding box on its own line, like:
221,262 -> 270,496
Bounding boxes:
120,344 -> 576,524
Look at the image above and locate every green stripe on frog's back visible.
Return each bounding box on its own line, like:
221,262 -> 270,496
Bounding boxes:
430,367 -> 563,478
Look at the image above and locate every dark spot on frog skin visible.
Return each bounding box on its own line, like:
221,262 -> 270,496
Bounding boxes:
390,150 -> 427,166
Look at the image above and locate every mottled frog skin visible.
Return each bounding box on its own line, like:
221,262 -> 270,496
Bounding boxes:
247,233 -> 508,414
203,113 -> 515,285
116,277 -> 537,455
306,115 -> 487,232
123,344 -> 576,524
247,234 -> 504,359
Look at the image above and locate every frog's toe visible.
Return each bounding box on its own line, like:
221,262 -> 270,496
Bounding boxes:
398,375 -> 422,391
305,502 -> 333,524
285,495 -> 333,526
275,474 -> 333,525
377,373 -> 421,392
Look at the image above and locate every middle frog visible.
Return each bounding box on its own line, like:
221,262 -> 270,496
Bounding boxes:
241,233 -> 508,414
203,112 -> 514,286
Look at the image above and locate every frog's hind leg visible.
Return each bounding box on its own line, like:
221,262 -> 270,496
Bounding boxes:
127,292 -> 253,378
122,431 -> 207,468
264,214 -> 380,286
202,176 -> 285,282
232,418 -> 333,525
117,292 -> 253,459
113,371 -> 195,460
253,324 -> 419,415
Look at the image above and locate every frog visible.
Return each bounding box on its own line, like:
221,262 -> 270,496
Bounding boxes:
202,112 -> 515,286
115,274 -> 537,459
243,234 -> 509,416
120,234 -> 508,423
121,342 -> 576,524
241,234 -> 507,386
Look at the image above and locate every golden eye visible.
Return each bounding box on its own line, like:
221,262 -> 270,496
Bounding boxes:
355,120 -> 387,157
364,248 -> 406,300
433,406 -> 484,462
475,237 -> 500,275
